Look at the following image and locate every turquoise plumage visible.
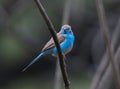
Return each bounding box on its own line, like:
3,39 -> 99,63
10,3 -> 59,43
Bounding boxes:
22,25 -> 75,72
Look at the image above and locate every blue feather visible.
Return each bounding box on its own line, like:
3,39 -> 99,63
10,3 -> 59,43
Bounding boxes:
22,25 -> 75,72
22,52 -> 45,72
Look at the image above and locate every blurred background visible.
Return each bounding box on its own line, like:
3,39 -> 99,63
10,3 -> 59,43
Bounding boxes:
0,0 -> 120,89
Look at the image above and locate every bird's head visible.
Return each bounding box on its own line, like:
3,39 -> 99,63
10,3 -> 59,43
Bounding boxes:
60,25 -> 73,34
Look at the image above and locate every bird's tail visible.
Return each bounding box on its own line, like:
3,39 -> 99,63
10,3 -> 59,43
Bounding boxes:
22,52 -> 45,72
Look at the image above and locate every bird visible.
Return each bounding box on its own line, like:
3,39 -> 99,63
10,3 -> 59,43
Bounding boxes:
22,24 -> 75,72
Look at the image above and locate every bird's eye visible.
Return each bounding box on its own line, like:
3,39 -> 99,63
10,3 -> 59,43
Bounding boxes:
64,29 -> 67,33
68,29 -> 72,33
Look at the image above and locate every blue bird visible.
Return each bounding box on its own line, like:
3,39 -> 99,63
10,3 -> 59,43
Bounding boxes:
22,25 -> 75,72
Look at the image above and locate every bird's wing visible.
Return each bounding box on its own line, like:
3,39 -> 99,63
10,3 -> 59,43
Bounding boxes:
42,33 -> 66,52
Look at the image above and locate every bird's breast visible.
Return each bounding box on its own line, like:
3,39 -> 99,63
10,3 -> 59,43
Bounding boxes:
52,34 -> 74,56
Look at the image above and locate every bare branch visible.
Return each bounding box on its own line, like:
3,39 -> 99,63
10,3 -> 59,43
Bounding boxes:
89,53 -> 109,89
97,45 -> 120,89
90,18 -> 120,89
54,58 -> 62,89
34,0 -> 70,89
54,0 -> 72,89
96,0 -> 120,88
111,19 -> 120,51
89,0 -> 120,89
62,0 -> 72,25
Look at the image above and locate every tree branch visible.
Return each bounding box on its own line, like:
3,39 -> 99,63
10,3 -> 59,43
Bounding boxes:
97,45 -> 120,89
54,0 -> 72,89
34,0 -> 70,89
90,17 -> 120,89
61,0 -> 72,25
54,59 -> 62,89
94,0 -> 120,89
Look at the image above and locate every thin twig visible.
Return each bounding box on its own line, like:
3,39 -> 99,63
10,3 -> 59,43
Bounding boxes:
62,0 -> 72,25
89,18 -> 120,89
95,0 -> 120,89
111,18 -> 120,51
89,53 -> 109,89
97,45 -> 120,89
34,0 -> 70,89
54,0 -> 72,89
54,59 -> 62,89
